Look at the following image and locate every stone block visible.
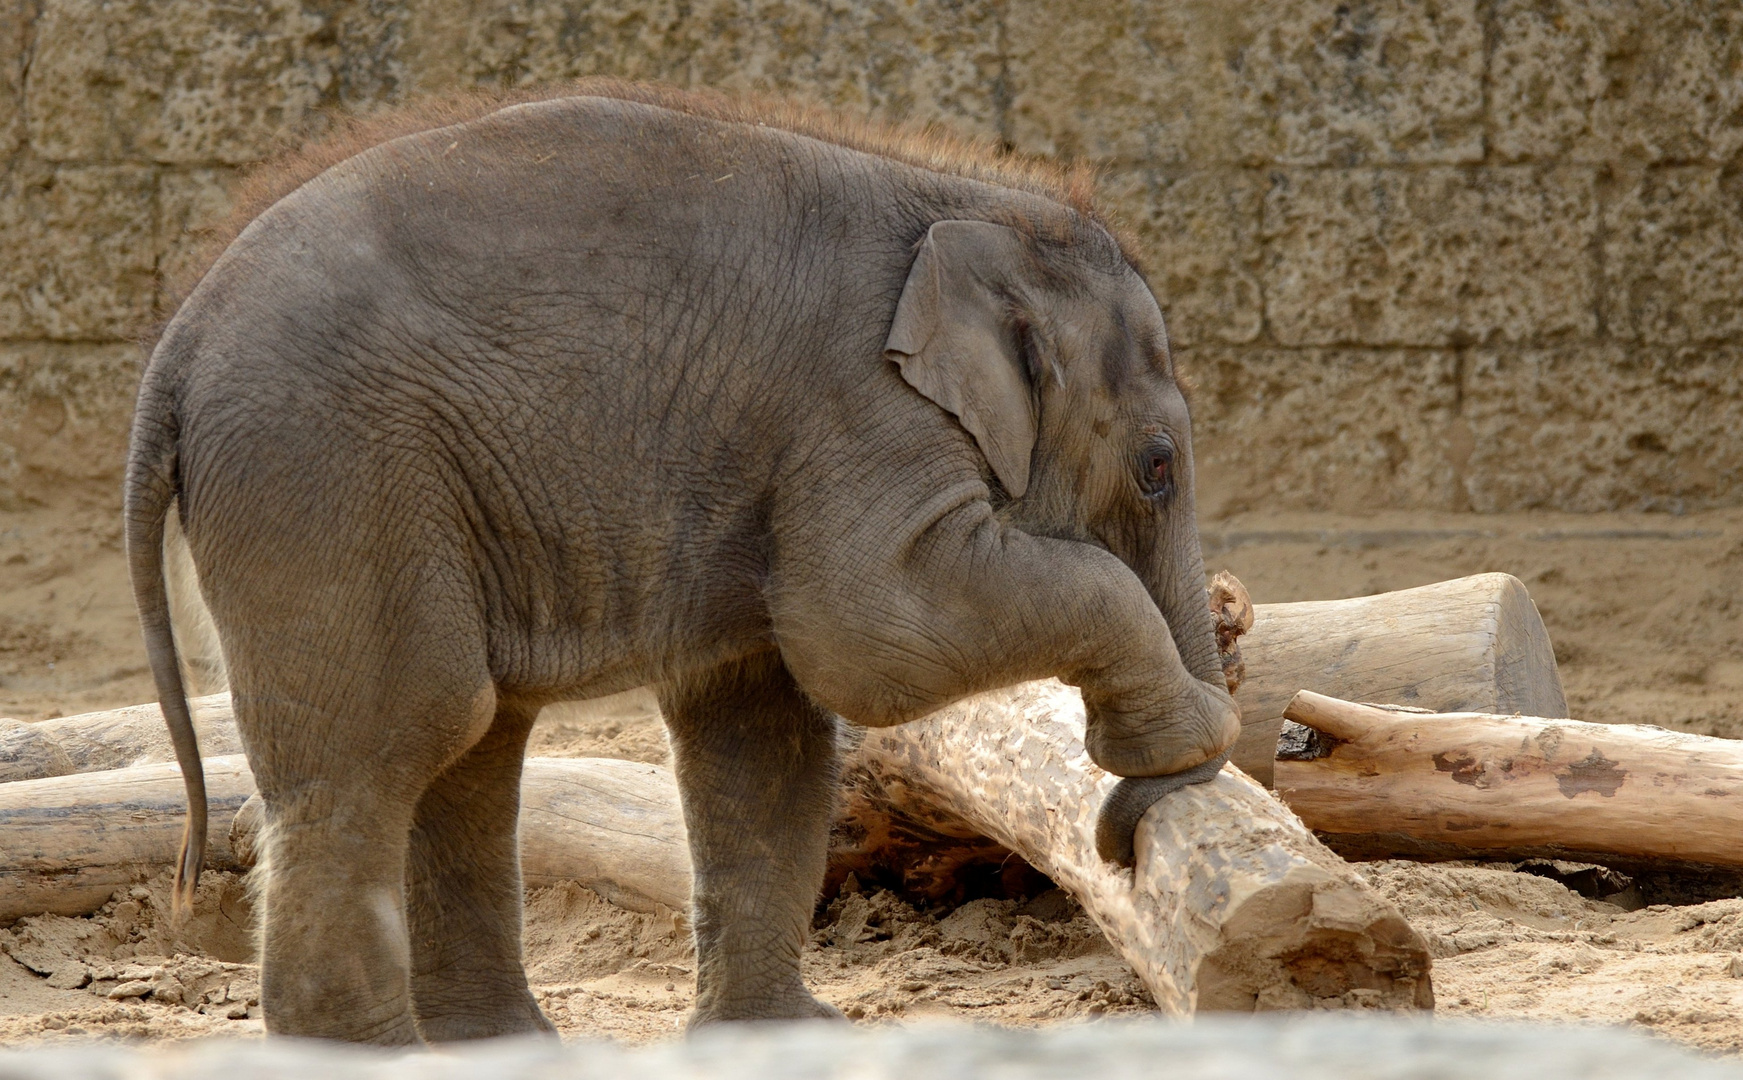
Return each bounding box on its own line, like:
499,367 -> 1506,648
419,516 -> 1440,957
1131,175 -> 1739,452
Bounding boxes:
1491,0 -> 1743,165
1004,0 -> 1484,165
25,0 -> 339,165
395,0 -> 692,93
1462,347 -> 1743,513
0,162 -> 158,340
1602,166 -> 1743,345
0,343 -> 142,507
1184,347 -> 1463,515
1100,168 -> 1264,347
0,0 -> 27,158
398,0 -> 1002,140
157,168 -> 244,304
1261,167 -> 1598,347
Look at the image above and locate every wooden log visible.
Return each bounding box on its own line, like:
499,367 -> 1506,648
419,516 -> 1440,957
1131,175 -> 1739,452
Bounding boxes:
1277,691 -> 1743,873
1229,572 -> 1568,785
231,759 -> 694,917
0,754 -> 690,925
836,680 -> 1433,1014
0,694 -> 240,782
0,755 -> 256,921
515,758 -> 691,916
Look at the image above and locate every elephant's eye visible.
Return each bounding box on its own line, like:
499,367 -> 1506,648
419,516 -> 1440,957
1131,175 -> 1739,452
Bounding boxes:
1139,443 -> 1175,502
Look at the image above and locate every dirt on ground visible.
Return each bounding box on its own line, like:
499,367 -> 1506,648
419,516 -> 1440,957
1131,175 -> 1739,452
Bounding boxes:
1,488 -> 1741,1049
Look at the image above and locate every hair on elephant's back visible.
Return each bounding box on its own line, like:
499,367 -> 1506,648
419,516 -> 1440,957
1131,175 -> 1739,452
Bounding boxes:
155,79 -> 1121,345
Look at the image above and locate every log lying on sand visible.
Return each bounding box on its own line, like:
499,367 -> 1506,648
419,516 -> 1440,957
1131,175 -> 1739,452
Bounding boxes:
834,681 -> 1432,1013
0,753 -> 691,926
1277,691 -> 1743,873
0,755 -> 257,920
1229,573 -> 1567,785
0,694 -> 240,783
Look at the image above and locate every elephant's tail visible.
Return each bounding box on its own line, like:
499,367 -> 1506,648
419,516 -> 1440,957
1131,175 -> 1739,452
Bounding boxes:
124,376 -> 205,917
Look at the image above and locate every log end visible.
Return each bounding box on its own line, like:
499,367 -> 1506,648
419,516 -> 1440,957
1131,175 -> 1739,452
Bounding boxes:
1193,866 -> 1434,1013
0,718 -> 76,784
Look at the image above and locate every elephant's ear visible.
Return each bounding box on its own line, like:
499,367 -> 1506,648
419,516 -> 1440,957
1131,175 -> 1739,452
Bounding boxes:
884,220 -> 1037,499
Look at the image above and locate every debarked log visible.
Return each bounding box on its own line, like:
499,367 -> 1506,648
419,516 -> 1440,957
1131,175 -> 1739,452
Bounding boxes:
835,680 -> 1433,1014
0,754 -> 692,925
0,694 -> 241,783
1229,572 -> 1567,786
1277,691 -> 1743,873
0,755 -> 257,920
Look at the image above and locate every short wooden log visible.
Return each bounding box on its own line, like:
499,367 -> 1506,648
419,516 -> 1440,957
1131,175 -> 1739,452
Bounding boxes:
1229,573 -> 1568,785
1276,691 -> 1743,873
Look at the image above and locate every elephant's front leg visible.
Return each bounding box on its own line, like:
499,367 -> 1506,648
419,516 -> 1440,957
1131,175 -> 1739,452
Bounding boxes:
657,654 -> 843,1025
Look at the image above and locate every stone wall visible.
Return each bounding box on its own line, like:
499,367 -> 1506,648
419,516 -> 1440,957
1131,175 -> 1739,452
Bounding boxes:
3,0 -> 1739,513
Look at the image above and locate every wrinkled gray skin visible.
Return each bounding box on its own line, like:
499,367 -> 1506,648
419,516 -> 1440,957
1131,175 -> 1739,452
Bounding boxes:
125,93 -> 1239,1045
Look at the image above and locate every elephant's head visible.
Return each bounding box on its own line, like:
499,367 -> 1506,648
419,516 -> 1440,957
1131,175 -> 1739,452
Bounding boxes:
885,219 -> 1232,778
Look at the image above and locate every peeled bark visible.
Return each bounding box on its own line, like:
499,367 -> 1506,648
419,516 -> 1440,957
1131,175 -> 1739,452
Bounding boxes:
1277,691 -> 1743,873
834,680 -> 1432,1014
1228,572 -> 1568,785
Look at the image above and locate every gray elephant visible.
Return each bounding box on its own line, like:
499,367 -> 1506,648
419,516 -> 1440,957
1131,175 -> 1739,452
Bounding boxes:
125,83 -> 1239,1044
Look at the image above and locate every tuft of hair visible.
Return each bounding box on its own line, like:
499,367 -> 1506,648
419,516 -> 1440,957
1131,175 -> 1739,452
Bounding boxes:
155,78 -> 1145,338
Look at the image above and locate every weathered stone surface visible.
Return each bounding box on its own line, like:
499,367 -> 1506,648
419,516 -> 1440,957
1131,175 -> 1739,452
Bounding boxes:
1005,0 -> 1484,165
0,162 -> 158,340
0,343 -> 141,508
399,0 -> 1002,139
1261,167 -> 1598,347
0,0 -> 27,158
1461,347 -> 1743,513
1491,0 -> 1743,166
1102,168 -> 1264,347
156,168 -> 243,302
0,0 -> 1737,514
25,0 -> 339,165
1185,348 -> 1463,516
1602,166 -> 1743,346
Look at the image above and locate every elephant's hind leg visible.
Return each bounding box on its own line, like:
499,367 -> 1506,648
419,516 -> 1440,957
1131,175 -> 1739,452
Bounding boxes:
658,654 -> 843,1025
245,679 -> 495,1046
407,699 -> 555,1041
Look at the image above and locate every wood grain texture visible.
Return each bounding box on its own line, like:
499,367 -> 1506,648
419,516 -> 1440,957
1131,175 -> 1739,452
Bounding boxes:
0,693 -> 241,781
840,680 -> 1432,1013
1279,691 -> 1743,871
517,758 -> 691,916
1230,573 -> 1568,784
0,753 -> 691,924
0,754 -> 255,921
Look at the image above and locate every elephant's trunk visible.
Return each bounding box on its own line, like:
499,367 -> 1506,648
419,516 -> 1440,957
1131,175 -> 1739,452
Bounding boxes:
1078,455 -> 1240,780
1148,467 -> 1227,693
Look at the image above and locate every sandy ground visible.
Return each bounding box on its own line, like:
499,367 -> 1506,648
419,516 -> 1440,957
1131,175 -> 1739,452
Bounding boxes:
1,488 -> 1742,1049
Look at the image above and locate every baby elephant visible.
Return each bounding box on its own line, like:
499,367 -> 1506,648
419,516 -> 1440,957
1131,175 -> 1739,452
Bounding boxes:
126,83 -> 1238,1043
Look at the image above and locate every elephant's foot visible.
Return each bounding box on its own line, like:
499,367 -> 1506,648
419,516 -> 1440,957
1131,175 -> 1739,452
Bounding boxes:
261,978 -> 426,1046
1083,681 -> 1241,778
416,984 -> 557,1043
688,986 -> 845,1027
